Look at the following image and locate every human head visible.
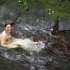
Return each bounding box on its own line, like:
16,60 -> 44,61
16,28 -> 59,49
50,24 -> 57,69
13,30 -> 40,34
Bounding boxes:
4,22 -> 12,33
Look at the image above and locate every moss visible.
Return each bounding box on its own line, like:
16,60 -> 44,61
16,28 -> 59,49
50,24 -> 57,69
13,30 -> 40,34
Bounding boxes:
2,0 -> 70,23
0,0 -> 5,5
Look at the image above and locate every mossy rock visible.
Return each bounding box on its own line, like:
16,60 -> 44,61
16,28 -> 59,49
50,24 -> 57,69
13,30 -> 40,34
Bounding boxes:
0,0 -> 5,5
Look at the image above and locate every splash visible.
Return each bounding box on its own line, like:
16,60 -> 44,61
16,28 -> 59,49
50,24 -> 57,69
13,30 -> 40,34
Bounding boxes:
20,39 -> 45,52
7,38 -> 45,52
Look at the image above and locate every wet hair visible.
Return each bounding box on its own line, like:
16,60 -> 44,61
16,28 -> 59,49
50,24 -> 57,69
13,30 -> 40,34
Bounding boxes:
4,22 -> 12,28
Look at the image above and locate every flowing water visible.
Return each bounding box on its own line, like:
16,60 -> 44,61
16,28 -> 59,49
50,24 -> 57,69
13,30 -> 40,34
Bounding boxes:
0,12 -> 70,70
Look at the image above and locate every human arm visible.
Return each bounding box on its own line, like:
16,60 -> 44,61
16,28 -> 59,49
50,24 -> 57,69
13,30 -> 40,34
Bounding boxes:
0,34 -> 8,47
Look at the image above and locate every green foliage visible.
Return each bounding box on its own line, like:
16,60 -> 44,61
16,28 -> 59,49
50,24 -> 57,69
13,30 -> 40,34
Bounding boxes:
53,13 -> 59,24
0,0 -> 5,5
2,0 -> 70,23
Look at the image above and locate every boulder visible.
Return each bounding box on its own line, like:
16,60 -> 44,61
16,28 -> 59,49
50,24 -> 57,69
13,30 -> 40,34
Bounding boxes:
0,6 -> 20,25
58,18 -> 70,31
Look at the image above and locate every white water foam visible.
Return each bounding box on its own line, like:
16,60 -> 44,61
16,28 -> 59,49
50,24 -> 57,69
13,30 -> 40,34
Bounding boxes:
8,38 -> 45,52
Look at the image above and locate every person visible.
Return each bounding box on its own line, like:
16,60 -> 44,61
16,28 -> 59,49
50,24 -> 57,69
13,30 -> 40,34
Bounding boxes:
0,22 -> 42,49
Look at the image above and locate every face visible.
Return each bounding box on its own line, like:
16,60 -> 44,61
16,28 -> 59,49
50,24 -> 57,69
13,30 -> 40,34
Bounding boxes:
5,24 -> 12,33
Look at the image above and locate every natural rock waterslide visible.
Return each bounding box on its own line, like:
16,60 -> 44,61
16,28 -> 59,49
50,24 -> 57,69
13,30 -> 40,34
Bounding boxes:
0,4 -> 70,70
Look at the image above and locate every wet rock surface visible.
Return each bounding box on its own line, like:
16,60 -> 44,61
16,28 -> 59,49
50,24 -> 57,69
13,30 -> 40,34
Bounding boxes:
0,4 -> 70,32
58,18 -> 70,31
0,56 -> 28,70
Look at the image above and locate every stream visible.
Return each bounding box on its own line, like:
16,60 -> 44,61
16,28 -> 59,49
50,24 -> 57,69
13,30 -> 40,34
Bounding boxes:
0,3 -> 70,70
0,14 -> 70,70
